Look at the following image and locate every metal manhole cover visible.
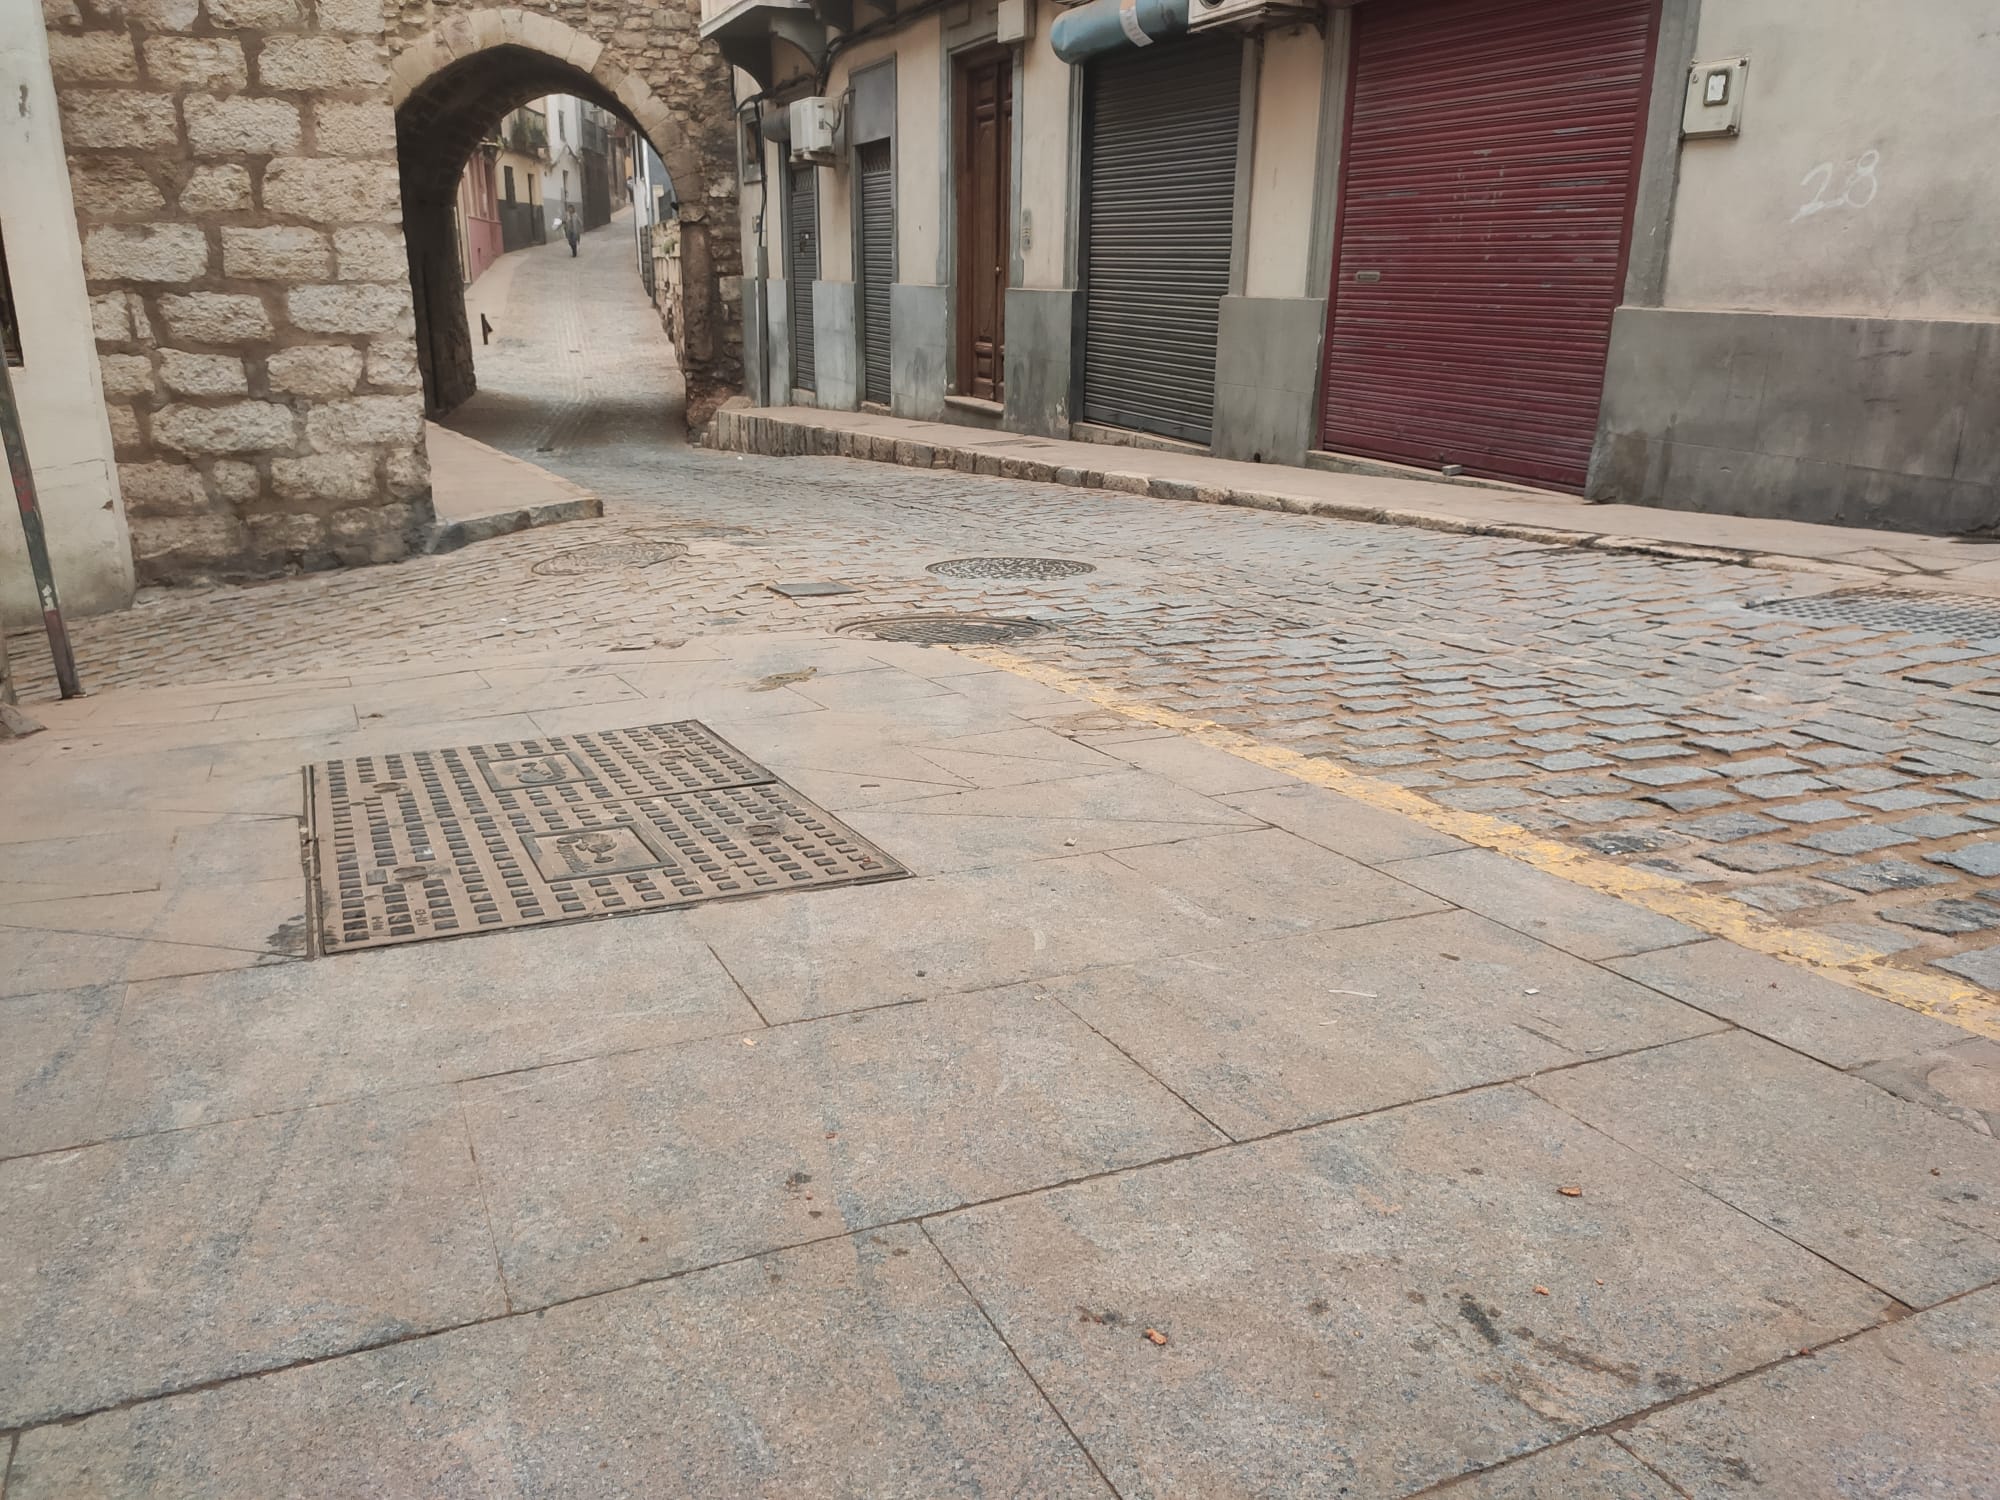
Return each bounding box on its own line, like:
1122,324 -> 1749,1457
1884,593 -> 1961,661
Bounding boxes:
306,721 -> 908,954
531,540 -> 687,575
928,557 -> 1097,580
1746,589 -> 2000,639
836,614 -> 1053,645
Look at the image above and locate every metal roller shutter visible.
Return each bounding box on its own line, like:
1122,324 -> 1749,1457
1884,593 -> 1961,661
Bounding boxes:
788,162 -> 819,393
857,141 -> 894,406
1321,0 -> 1659,490
1082,42 -> 1240,445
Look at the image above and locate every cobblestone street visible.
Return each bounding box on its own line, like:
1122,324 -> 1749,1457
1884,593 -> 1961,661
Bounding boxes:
13,213 -> 2000,1011
7,218 -> 2000,1499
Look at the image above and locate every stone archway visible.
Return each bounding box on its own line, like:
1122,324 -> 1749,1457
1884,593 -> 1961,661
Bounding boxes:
387,11 -> 740,425
43,0 -> 739,589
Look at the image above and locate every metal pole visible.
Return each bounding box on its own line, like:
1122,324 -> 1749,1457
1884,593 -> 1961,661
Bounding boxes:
0,354 -> 82,698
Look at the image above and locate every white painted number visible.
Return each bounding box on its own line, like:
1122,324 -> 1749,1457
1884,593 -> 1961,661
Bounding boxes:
1792,151 -> 1881,222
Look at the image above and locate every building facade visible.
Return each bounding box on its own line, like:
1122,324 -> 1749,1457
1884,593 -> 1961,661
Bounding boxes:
712,0 -> 1998,534
453,142 -> 503,284
496,104 -> 550,252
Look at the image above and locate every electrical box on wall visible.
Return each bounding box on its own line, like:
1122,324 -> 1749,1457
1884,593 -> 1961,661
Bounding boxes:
996,0 -> 1033,41
789,97 -> 841,163
1682,57 -> 1748,138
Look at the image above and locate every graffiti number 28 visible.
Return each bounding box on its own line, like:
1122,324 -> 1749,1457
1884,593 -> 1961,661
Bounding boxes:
1793,151 -> 1880,222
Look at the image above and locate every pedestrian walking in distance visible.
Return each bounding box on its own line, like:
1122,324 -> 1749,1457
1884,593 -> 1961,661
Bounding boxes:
564,213 -> 580,257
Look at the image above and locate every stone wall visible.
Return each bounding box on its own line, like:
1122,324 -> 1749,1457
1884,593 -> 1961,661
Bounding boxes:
43,0 -> 741,587
45,0 -> 431,581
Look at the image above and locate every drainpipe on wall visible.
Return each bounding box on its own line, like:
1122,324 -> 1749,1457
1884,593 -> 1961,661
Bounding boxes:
1049,0 -> 1191,64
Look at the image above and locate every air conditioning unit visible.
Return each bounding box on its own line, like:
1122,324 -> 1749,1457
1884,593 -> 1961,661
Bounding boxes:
788,97 -> 841,164
1187,0 -> 1317,33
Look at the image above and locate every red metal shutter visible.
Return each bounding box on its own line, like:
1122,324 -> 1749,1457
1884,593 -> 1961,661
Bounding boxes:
1320,0 -> 1659,490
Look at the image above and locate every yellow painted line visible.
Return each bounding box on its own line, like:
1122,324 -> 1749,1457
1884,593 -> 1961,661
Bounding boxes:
973,648 -> 2000,1041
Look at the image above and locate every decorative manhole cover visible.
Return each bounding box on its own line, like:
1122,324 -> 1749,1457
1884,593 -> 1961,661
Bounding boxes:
531,540 -> 687,575
836,614 -> 1053,645
305,721 -> 908,954
1746,588 -> 2000,639
927,557 -> 1097,580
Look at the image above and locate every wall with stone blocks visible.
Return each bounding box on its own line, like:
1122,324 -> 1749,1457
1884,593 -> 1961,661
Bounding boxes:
42,0 -> 741,587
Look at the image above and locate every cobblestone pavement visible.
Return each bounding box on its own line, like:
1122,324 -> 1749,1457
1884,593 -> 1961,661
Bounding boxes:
11,212 -> 2000,1003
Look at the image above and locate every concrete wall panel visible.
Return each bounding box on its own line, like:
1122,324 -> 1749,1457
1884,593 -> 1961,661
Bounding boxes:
1665,0 -> 2000,320
1243,27 -> 1325,302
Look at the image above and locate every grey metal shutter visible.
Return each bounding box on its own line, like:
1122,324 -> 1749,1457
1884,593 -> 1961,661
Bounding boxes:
788,162 -> 819,392
857,141 -> 894,406
1082,42 -> 1240,445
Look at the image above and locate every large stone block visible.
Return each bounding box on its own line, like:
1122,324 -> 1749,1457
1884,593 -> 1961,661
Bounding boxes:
152,401 -> 298,455
272,452 -> 376,502
185,95 -> 302,156
310,101 -> 394,157
58,91 -> 178,150
67,158 -> 167,218
286,283 -> 410,335
105,404 -> 144,450
364,339 -> 419,390
143,37 -> 247,88
332,226 -> 408,282
82,225 -> 210,283
304,394 -> 422,449
265,344 -> 364,397
247,511 -> 330,554
116,462 -> 210,517
158,292 -> 272,344
256,36 -> 387,90
262,158 -> 400,222
96,0 -> 199,27
160,351 -> 250,397
178,164 -> 253,214
203,0 -> 301,26
46,32 -> 140,82
314,0 -> 384,33
130,515 -> 249,573
89,293 -> 137,343
209,460 -> 261,502
222,227 -> 333,280
96,354 -> 156,400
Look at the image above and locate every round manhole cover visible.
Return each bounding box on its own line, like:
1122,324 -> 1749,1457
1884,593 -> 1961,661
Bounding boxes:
837,614 -> 1053,645
531,540 -> 686,576
927,556 -> 1097,580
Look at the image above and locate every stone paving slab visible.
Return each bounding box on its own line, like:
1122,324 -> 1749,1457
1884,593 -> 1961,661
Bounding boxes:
1025,910 -> 1720,1139
1605,939 -> 1969,1069
683,850 -> 1289,1024
1620,1287 -> 2000,1498
927,1086 -> 1892,1500
1381,848 -> 1703,961
1532,1030 -> 2000,1306
460,987 -> 1222,1307
72,916 -> 761,1143
6,1228 -> 1112,1500
0,1086 -> 505,1429
1434,1437 -> 1680,1499
1224,781 -> 1473,865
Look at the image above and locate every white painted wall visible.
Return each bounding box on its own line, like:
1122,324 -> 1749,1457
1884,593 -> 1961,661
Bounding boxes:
1017,6 -> 1070,290
1243,24 -> 1325,301
1664,0 -> 2000,321
0,6 -> 132,625
895,15 -> 944,287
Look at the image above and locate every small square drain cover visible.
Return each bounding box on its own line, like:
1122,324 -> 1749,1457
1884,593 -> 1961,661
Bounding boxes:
307,721 -> 908,954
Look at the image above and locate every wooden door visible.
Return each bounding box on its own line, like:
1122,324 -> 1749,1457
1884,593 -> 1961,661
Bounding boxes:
954,51 -> 1011,402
